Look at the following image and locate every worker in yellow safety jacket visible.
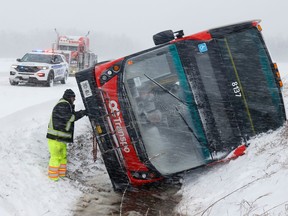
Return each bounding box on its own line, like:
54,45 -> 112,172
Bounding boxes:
46,89 -> 87,181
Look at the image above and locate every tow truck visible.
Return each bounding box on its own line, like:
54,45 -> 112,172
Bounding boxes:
75,20 -> 286,190
53,33 -> 97,75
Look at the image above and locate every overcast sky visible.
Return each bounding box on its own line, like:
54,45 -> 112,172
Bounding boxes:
0,0 -> 287,59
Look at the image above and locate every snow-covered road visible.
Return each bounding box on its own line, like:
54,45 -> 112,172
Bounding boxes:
0,59 -> 180,216
0,59 -> 116,215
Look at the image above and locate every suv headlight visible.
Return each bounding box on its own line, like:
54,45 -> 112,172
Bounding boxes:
37,66 -> 49,70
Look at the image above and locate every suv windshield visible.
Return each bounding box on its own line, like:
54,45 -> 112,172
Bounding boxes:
21,53 -> 53,64
124,45 -> 210,175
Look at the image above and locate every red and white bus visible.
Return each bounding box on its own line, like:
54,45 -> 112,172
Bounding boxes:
76,20 -> 286,190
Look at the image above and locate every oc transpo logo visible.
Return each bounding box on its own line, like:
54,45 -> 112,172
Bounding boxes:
108,100 -> 130,153
198,42 -> 208,53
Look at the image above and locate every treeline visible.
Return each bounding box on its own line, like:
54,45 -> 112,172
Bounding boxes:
0,30 -> 286,62
0,29 -> 143,60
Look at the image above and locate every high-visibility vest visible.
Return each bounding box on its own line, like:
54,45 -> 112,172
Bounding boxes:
47,99 -> 75,140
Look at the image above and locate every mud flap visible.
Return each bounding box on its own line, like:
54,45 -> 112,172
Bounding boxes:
207,144 -> 247,166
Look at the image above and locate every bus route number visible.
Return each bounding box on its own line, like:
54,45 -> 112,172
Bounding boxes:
232,82 -> 241,97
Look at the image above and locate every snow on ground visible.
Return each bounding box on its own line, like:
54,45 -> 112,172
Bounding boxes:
176,62 -> 288,216
176,126 -> 288,215
0,76 -> 81,215
0,59 -> 112,216
0,58 -> 288,216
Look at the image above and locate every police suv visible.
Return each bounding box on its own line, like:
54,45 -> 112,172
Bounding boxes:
9,51 -> 69,87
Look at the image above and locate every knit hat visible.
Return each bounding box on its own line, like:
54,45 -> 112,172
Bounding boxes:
63,89 -> 75,99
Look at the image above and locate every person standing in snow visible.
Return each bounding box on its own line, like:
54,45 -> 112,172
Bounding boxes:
46,89 -> 87,181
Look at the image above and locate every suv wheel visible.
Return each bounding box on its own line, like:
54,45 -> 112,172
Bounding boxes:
46,73 -> 54,87
61,71 -> 68,84
9,80 -> 19,86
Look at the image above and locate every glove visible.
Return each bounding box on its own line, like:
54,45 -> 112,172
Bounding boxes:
75,110 -> 87,120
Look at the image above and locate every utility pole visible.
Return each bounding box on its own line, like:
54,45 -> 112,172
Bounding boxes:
54,28 -> 60,50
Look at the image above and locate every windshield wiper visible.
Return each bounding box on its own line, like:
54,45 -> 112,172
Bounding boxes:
144,74 -> 187,106
175,106 -> 201,143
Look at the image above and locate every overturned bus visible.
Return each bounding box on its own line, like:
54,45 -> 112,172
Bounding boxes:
76,20 -> 286,190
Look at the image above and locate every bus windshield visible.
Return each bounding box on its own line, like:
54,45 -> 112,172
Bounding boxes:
124,45 -> 210,175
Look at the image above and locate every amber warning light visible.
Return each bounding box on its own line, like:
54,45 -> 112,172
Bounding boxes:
113,65 -> 120,72
273,63 -> 283,88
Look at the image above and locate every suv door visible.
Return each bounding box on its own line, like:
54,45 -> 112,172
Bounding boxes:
53,55 -> 66,78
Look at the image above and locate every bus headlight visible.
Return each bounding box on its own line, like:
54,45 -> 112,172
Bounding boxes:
130,171 -> 158,180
